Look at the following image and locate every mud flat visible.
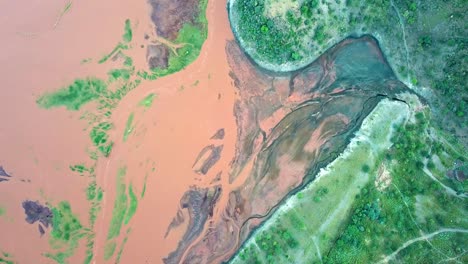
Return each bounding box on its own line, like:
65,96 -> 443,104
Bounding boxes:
229,98 -> 410,263
170,33 -> 416,262
0,0 -> 160,263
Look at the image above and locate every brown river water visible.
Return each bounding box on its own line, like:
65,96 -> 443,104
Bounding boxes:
0,0 -> 239,263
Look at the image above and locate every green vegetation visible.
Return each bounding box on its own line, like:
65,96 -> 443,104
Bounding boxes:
115,229 -> 131,264
0,252 -> 14,264
137,0 -> 208,78
107,167 -> 128,240
231,96 -> 467,263
230,0 -> 467,132
0,207 -> 4,217
104,167 -> 141,261
325,108 -> 467,263
69,164 -> 91,175
89,122 -> 113,157
46,201 -> 88,264
231,99 -> 410,263
138,93 -> 156,108
140,173 -> 148,198
37,1 -> 210,261
124,184 -> 138,225
98,43 -> 129,64
122,19 -> 132,43
123,113 -> 134,142
37,78 -> 107,111
103,241 -> 117,260
108,68 -> 132,81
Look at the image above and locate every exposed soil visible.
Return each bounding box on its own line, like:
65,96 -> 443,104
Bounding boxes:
211,129 -> 225,140
147,44 -> 170,69
0,0 -> 414,263
149,0 -> 200,40
146,0 -> 202,70
175,36 -> 410,263
193,145 -> 224,175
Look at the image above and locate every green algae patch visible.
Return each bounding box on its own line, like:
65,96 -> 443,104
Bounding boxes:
37,78 -> 107,111
107,167 -> 128,240
123,113 -> 134,142
124,184 -> 138,225
0,252 -> 14,264
50,202 -> 83,244
103,241 -> 117,260
90,122 -> 113,157
0,207 -> 5,217
115,231 -> 130,264
140,173 -> 148,198
108,68 -> 132,82
98,43 -> 129,64
70,164 -> 92,175
152,23 -> 207,77
122,19 -> 132,43
145,0 -> 208,78
86,181 -> 102,201
138,93 -> 156,108
46,201 -> 87,264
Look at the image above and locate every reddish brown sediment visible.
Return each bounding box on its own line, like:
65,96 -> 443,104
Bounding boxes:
148,0 -> 200,40
0,0 -> 159,263
0,0 -> 411,263
107,0 -> 239,263
192,145 -> 224,175
176,34 -> 409,263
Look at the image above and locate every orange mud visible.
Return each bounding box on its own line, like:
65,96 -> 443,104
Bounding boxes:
0,0 -> 372,263
0,0 -> 166,263
95,0 -> 239,263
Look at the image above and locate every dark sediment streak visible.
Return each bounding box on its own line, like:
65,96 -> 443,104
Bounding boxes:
0,166 -> 11,182
169,35 -> 418,264
192,145 -> 224,175
210,129 -> 225,140
164,186 -> 222,264
22,200 -> 53,228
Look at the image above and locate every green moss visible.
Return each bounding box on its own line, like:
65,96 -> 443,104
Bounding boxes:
107,167 -> 128,240
103,241 -> 117,260
37,78 -> 107,111
123,113 -> 134,142
122,19 -> 132,43
138,93 -> 156,108
124,184 -> 138,225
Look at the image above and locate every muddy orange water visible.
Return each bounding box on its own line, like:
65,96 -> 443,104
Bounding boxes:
0,0 -> 239,263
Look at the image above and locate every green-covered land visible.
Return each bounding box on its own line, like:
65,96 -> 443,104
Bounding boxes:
229,0 -> 467,134
231,95 -> 467,263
